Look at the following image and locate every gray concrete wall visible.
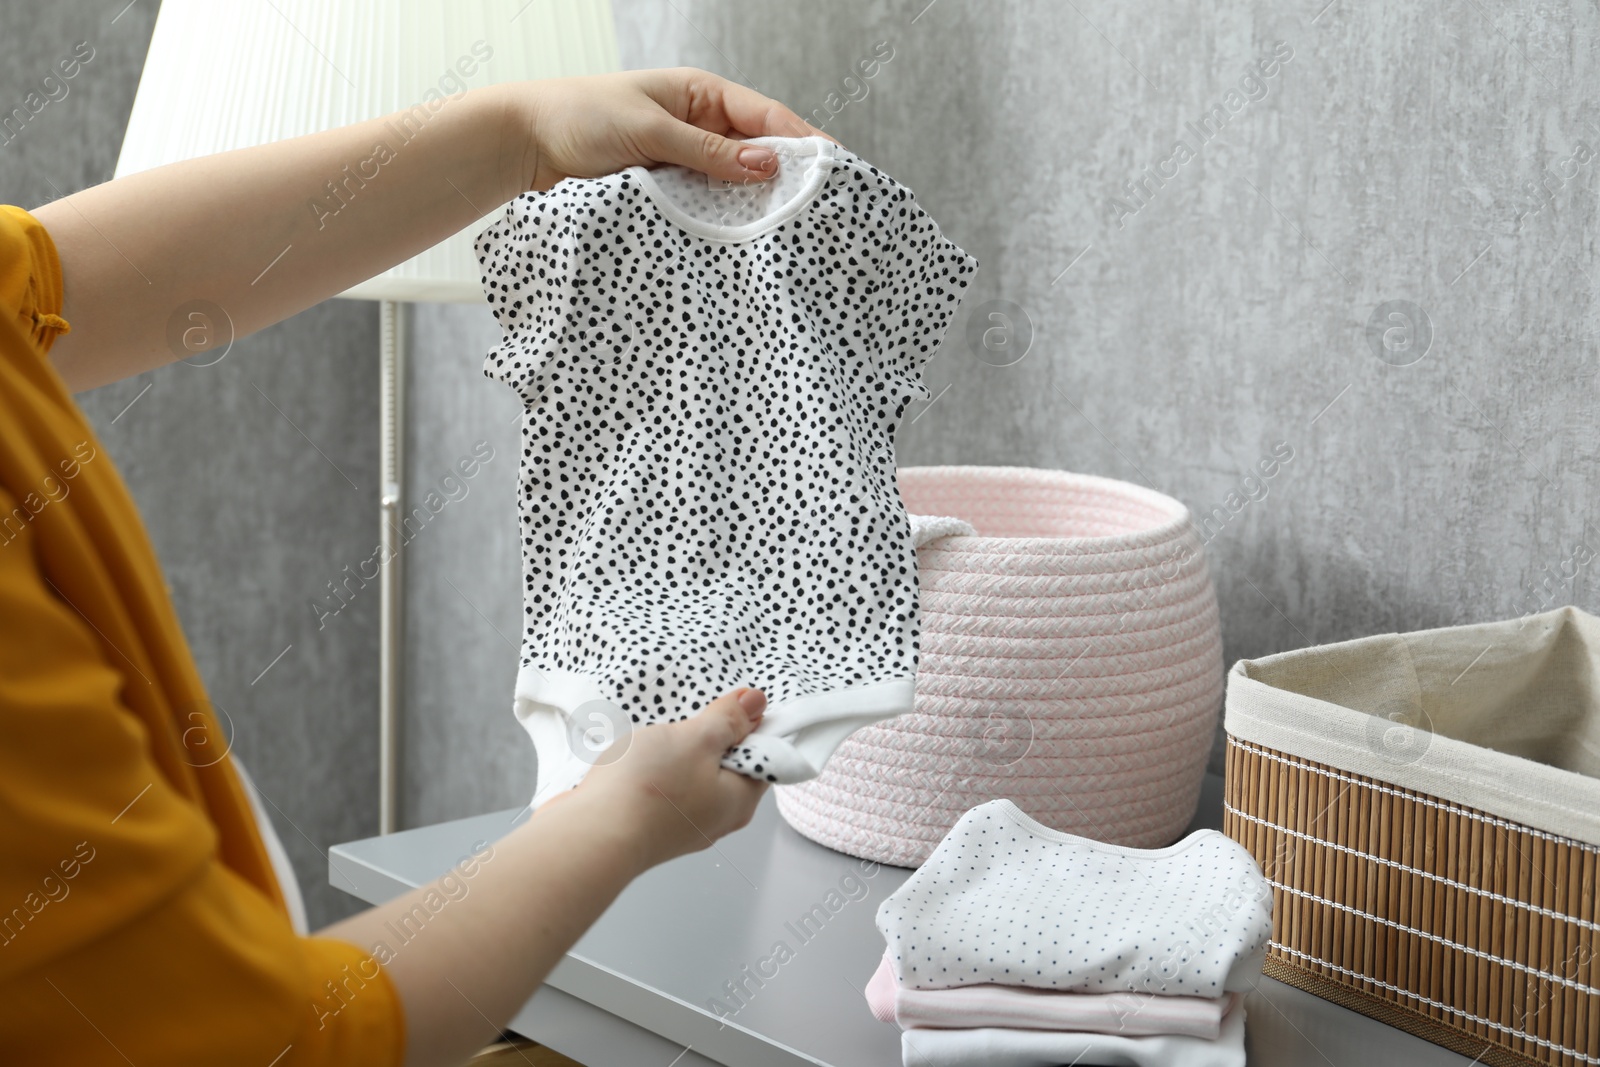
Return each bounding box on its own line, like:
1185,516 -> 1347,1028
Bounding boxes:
1,2 -> 383,927
398,302 -> 534,826
403,0 -> 1600,826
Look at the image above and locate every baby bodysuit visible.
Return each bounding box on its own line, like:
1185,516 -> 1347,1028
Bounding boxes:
876,799 -> 1272,996
476,135 -> 979,808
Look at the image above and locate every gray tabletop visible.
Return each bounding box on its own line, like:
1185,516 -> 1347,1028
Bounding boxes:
330,774 -> 1479,1066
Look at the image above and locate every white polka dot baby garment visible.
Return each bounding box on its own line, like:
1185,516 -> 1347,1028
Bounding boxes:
876,799 -> 1272,996
476,135 -> 979,808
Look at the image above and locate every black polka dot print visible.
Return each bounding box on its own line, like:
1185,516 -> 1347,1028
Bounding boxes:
475,136 -> 979,795
875,799 -> 1273,995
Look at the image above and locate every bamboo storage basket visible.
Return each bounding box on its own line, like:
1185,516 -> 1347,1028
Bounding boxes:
1223,606 -> 1600,1067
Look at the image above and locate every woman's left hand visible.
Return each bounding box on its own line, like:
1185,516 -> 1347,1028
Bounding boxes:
511,67 -> 837,192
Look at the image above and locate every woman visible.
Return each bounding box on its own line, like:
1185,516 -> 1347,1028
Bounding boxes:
1,68 -> 827,1066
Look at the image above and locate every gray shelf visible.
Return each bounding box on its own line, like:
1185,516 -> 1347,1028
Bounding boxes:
330,774 -> 1481,1066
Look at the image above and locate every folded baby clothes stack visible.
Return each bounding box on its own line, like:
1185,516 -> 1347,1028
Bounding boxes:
871,798 -> 1272,1067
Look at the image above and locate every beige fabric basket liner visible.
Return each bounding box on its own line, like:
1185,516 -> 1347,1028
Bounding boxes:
1225,605 -> 1600,848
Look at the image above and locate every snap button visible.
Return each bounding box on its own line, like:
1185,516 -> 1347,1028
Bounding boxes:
567,698 -> 632,766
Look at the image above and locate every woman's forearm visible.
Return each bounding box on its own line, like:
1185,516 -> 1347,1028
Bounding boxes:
32,67 -> 822,393
320,787 -> 650,1067
32,83 -> 532,392
321,685 -> 769,1067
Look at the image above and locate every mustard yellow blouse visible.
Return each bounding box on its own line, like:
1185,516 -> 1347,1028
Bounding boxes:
0,205 -> 405,1065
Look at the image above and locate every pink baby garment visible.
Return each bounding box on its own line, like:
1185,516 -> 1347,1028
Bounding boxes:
864,950 -> 1237,1039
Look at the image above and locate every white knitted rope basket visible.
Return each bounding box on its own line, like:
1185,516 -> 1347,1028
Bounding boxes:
775,465 -> 1225,868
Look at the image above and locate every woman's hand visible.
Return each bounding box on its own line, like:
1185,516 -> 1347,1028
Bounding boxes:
512,68 -> 837,192
324,686 -> 771,1066
546,686 -> 771,871
40,66 -> 831,392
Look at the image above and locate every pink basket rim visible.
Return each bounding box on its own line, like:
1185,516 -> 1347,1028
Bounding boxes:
898,465 -> 1193,550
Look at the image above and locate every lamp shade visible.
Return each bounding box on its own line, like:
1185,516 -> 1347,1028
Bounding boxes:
115,0 -> 620,303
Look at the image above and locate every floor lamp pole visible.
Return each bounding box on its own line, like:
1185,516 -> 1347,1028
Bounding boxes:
378,299 -> 405,835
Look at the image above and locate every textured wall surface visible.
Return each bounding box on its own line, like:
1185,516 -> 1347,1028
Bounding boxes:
405,0 -> 1600,826
1,1 -> 384,927
399,302 -> 533,827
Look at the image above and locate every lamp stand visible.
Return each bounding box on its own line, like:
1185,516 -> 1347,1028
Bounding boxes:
378,299 -> 405,835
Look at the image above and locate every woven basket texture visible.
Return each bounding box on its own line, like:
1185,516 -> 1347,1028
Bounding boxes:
775,465 -> 1225,867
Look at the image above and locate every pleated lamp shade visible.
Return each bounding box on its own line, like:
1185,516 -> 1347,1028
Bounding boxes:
114,0 -> 620,303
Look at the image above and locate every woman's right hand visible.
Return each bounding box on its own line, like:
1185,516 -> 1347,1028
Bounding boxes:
551,687 -> 771,872
507,68 -> 834,192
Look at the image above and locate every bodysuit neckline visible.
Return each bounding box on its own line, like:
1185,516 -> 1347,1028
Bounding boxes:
625,135 -> 837,244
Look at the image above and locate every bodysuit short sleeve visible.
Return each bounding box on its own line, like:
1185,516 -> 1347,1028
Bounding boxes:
478,196 -> 584,408
870,195 -> 978,402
